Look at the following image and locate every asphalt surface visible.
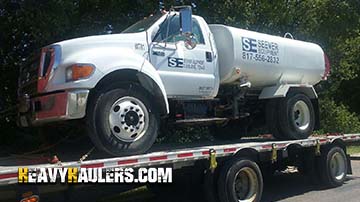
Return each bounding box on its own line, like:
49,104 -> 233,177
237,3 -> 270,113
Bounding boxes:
261,160 -> 360,202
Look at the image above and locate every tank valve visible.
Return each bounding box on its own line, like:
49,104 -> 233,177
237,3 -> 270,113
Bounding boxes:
239,81 -> 251,88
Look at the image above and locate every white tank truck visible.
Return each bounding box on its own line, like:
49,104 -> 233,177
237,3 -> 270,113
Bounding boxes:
17,7 -> 330,155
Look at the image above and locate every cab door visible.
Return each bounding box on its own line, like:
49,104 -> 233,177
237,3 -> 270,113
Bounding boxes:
149,15 -> 216,98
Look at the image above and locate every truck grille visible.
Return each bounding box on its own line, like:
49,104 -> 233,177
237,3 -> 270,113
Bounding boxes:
18,46 -> 60,97
42,51 -> 52,77
18,56 -> 39,96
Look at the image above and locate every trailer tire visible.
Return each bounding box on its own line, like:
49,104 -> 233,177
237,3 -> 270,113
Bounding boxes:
269,93 -> 315,140
87,84 -> 159,156
218,158 -> 263,202
318,146 -> 348,187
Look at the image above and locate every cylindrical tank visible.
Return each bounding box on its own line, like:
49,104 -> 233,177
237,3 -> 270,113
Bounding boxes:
209,24 -> 326,87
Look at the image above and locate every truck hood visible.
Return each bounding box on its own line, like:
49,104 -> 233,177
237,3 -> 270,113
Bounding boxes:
54,32 -> 148,60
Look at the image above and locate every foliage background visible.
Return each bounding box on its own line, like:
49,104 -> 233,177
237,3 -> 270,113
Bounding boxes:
0,0 -> 359,146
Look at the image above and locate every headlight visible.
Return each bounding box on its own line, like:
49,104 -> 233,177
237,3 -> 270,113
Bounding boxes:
66,64 -> 95,82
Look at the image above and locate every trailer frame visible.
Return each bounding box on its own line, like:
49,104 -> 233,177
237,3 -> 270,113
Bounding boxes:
0,133 -> 359,186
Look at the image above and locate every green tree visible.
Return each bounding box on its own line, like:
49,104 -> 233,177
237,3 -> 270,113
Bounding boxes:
0,0 -> 359,143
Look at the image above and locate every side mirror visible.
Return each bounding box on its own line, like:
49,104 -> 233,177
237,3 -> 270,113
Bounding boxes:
180,7 -> 196,49
180,6 -> 192,35
184,34 -> 197,50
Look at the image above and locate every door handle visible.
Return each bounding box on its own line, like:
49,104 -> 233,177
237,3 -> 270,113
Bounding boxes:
152,50 -> 165,57
206,52 -> 213,62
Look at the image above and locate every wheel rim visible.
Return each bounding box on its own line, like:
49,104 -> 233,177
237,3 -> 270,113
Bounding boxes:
330,152 -> 346,181
108,96 -> 149,142
292,100 -> 310,131
234,167 -> 259,202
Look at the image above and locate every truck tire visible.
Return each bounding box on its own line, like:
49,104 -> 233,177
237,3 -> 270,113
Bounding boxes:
87,84 -> 159,156
267,93 -> 315,140
217,158 -> 263,202
317,146 -> 348,187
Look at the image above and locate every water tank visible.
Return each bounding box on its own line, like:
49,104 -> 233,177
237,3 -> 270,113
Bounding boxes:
209,24 -> 326,87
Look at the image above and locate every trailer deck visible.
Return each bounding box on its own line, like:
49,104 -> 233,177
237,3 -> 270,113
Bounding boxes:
1,133 -> 359,185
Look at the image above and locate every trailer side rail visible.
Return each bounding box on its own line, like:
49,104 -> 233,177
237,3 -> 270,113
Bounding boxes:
0,133 -> 359,185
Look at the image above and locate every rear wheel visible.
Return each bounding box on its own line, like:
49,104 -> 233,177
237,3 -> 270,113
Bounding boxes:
317,146 -> 348,187
267,92 -> 315,140
87,84 -> 159,156
217,158 -> 263,202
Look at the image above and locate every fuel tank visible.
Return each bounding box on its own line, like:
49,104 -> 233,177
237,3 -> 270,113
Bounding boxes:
209,24 -> 326,87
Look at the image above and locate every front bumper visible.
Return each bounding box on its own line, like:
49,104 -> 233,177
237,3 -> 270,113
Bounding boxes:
18,90 -> 89,127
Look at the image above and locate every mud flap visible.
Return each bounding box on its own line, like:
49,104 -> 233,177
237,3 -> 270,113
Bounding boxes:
347,154 -> 353,174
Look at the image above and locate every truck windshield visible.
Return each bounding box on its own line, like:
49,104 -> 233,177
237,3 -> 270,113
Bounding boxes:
122,14 -> 162,33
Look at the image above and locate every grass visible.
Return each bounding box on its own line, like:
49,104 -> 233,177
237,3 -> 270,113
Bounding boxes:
347,145 -> 360,155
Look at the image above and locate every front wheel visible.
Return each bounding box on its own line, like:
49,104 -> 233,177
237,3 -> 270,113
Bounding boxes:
87,84 -> 159,156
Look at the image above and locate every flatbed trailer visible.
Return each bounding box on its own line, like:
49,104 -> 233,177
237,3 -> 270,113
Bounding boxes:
1,133 -> 360,202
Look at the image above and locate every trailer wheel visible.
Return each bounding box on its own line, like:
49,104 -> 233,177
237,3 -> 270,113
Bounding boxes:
218,158 -> 263,202
87,84 -> 159,156
318,146 -> 348,187
268,93 -> 315,140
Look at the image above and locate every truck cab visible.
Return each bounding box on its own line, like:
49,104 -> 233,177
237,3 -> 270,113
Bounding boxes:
138,12 -> 220,98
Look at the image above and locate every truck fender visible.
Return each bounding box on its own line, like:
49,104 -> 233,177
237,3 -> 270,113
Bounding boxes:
50,47 -> 146,91
86,49 -> 169,115
258,84 -> 318,99
140,59 -> 169,114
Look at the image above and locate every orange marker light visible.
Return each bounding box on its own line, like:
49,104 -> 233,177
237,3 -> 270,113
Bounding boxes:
66,64 -> 95,81
20,195 -> 39,202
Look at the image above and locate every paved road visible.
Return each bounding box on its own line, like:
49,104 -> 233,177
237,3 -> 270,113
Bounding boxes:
261,160 -> 360,202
